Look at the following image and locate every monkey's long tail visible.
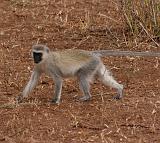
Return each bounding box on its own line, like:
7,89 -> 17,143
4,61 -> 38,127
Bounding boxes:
92,50 -> 160,57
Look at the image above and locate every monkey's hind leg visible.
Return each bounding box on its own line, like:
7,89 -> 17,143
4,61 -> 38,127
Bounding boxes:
98,64 -> 123,99
77,59 -> 100,101
78,76 -> 91,101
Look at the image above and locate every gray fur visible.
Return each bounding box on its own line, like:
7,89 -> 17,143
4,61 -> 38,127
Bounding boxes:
51,77 -> 63,103
22,68 -> 41,97
92,50 -> 160,57
76,59 -> 100,101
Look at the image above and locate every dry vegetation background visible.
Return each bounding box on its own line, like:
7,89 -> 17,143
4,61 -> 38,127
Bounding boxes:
0,0 -> 160,142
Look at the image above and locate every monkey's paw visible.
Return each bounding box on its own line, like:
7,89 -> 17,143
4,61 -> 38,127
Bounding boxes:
51,98 -> 60,104
79,96 -> 91,101
16,94 -> 24,103
113,95 -> 122,100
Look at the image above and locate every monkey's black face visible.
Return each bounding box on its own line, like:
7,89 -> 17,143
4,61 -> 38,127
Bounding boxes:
33,52 -> 42,64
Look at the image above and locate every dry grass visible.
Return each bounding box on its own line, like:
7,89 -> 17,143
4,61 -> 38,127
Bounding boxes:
121,0 -> 160,47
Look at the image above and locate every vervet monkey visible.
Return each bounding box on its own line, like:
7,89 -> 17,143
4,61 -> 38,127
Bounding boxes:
18,45 -> 123,103
18,44 -> 160,103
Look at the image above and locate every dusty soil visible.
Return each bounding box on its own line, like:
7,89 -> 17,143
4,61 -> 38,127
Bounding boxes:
0,0 -> 160,143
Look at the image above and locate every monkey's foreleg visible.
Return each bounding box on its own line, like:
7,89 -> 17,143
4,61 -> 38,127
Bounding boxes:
17,70 -> 40,103
51,77 -> 63,104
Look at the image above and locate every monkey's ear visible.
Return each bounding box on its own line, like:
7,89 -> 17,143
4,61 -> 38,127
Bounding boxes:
45,47 -> 50,53
31,49 -> 34,58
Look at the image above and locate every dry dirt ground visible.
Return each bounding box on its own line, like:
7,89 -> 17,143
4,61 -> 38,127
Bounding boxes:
0,0 -> 160,143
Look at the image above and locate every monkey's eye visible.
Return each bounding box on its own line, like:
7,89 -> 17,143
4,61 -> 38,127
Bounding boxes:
33,52 -> 42,64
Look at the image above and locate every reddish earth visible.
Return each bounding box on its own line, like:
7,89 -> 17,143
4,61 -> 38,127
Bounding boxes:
0,0 -> 160,143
